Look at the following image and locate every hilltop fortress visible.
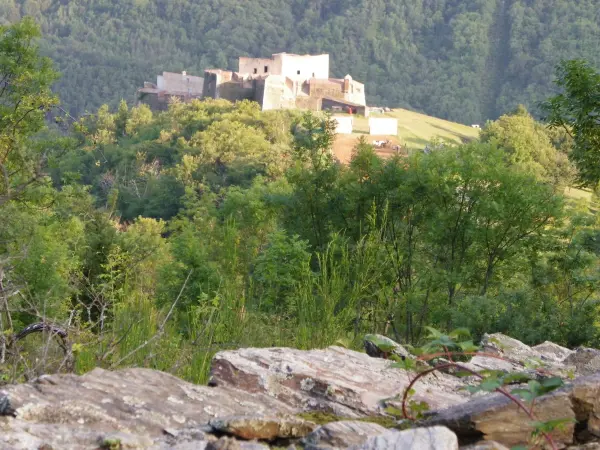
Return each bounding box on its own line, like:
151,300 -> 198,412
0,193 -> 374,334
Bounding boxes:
203,53 -> 367,114
138,53 -> 368,115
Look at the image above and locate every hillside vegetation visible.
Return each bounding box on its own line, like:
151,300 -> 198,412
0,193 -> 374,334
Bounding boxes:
2,18 -> 600,385
0,0 -> 599,124
354,109 -> 480,146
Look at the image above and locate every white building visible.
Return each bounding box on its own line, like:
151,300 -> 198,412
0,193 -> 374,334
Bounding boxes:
333,116 -> 354,134
369,118 -> 398,135
238,53 -> 330,83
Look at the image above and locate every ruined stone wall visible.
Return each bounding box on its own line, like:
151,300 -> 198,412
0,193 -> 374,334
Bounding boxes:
239,57 -> 280,76
295,96 -> 322,111
159,72 -> 204,95
309,79 -> 344,99
218,81 -> 255,103
203,70 -> 235,99
261,75 -> 296,110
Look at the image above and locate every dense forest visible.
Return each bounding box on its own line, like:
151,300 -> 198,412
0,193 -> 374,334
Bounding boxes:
0,0 -> 599,124
2,18 -> 600,383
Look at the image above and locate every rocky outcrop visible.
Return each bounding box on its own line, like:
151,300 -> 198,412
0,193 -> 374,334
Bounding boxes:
564,348 -> 600,376
425,384 -> 576,446
1,367 -> 294,449
533,341 -> 575,362
209,346 -> 469,416
425,372 -> 600,448
1,333 -> 600,449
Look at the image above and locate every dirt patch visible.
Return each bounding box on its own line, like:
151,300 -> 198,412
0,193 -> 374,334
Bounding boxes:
332,134 -> 406,164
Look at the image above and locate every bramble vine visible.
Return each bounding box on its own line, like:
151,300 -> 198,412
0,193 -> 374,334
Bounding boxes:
378,328 -> 575,450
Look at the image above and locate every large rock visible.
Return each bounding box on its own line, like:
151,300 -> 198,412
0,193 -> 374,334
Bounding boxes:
348,426 -> 458,450
476,333 -> 575,378
425,388 -> 575,447
533,341 -> 574,363
0,367 -> 295,449
209,346 -> 470,417
463,355 -> 524,374
303,421 -> 389,449
564,348 -> 600,377
480,333 -> 541,362
426,372 -> 600,447
570,373 -> 600,437
568,444 -> 600,450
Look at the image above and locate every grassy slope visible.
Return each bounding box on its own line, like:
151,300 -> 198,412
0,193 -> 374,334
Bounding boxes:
332,108 -> 481,163
364,108 -> 480,147
332,108 -> 594,204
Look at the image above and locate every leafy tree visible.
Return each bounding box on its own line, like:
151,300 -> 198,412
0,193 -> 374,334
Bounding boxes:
543,60 -> 600,188
481,105 -> 574,186
285,112 -> 340,248
252,230 -> 311,311
0,17 -> 60,207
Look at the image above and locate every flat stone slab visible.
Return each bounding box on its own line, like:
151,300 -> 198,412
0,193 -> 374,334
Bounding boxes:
209,346 -> 470,417
1,367 -> 295,449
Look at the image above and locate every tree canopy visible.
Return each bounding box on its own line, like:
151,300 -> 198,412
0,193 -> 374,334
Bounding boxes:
0,17 -> 60,206
1,0 -> 599,124
1,17 -> 600,386
543,60 -> 600,188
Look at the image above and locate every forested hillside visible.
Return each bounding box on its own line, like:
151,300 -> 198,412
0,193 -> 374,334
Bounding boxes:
1,0 -> 599,124
2,18 -> 600,386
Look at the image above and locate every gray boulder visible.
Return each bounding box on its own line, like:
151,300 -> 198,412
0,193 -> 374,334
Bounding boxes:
303,420 -> 389,449
348,426 -> 458,450
533,341 -> 574,363
475,333 -> 575,377
426,372 -> 600,447
0,367 -> 294,449
564,348 -> 600,376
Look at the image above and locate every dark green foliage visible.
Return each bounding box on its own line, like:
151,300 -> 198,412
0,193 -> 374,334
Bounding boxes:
2,19 -> 600,384
0,16 -> 62,206
543,60 -> 600,188
2,0 -> 599,124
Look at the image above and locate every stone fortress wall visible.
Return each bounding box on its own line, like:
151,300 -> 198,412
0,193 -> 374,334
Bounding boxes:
202,53 -> 367,115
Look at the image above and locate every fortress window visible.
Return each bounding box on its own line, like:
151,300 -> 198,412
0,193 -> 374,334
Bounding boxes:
264,66 -> 268,73
253,68 -> 258,74
312,72 -> 315,78
297,70 -> 301,75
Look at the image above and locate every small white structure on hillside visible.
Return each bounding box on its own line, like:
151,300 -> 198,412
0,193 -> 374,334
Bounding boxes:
333,116 -> 354,134
369,118 -> 398,136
